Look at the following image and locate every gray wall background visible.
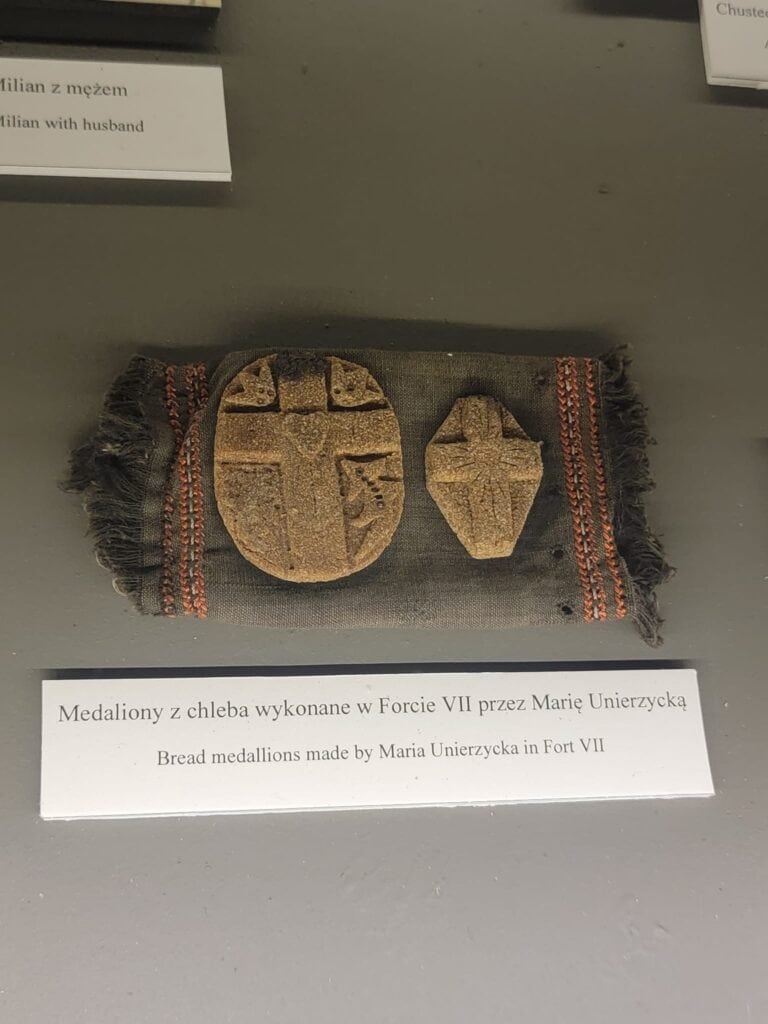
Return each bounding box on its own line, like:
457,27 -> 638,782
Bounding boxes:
2,2 -> 767,1021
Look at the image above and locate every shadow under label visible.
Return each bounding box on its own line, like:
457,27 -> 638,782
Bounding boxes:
571,0 -> 699,19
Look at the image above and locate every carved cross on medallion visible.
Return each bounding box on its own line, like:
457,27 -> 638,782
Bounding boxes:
214,354 -> 404,582
425,395 -> 543,559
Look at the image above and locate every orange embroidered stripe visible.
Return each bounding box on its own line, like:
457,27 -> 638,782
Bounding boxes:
177,364 -> 209,619
568,359 -> 608,622
556,359 -> 594,618
177,365 -> 196,616
189,364 -> 209,619
161,365 -> 185,616
177,454 -> 194,614
585,359 -> 627,619
555,358 -> 607,622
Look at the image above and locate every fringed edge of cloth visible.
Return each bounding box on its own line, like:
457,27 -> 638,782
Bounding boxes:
64,349 -> 673,644
599,348 -> 674,647
64,355 -> 158,607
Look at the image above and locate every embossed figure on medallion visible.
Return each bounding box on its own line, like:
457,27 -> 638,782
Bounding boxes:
214,354 -> 404,582
425,395 -> 543,559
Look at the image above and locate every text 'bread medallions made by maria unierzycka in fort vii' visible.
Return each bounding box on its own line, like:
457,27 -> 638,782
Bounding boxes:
214,354 -> 404,582
425,395 -> 543,559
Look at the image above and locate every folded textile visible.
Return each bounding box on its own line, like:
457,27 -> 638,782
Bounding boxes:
67,347 -> 671,645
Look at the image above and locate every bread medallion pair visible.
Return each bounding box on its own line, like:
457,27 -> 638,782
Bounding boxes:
214,354 -> 544,583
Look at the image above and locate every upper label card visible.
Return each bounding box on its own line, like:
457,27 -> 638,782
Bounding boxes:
40,669 -> 714,820
700,1 -> 768,88
0,56 -> 231,180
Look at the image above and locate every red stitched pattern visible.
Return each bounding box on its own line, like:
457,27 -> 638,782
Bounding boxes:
189,364 -> 209,618
177,364 -> 209,618
585,359 -> 627,619
161,365 -> 185,616
555,358 -> 607,622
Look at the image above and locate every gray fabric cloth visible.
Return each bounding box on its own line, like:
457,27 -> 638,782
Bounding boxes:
68,347 -> 671,644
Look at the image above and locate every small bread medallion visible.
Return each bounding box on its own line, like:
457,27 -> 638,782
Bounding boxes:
214,354 -> 404,582
425,395 -> 543,559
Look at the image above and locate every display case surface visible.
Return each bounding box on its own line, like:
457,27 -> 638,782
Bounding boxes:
1,3 -> 766,1023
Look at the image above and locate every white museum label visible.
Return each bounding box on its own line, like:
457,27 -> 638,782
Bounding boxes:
40,669 -> 714,819
700,1 -> 768,88
0,57 -> 231,180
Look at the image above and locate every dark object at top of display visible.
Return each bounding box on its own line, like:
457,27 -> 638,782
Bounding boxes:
0,0 -> 220,49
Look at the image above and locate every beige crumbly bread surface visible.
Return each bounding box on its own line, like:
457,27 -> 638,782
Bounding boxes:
214,353 -> 404,582
425,395 -> 543,559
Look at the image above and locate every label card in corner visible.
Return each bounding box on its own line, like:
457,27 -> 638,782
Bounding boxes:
40,668 -> 713,820
700,0 -> 768,88
0,57 -> 231,180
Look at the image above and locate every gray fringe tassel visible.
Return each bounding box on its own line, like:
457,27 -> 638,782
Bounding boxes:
600,349 -> 673,647
65,356 -> 159,605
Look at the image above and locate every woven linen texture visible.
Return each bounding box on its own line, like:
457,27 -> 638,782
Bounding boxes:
70,347 -> 669,643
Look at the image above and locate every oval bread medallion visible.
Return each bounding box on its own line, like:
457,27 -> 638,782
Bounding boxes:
214,353 -> 404,582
